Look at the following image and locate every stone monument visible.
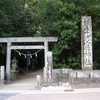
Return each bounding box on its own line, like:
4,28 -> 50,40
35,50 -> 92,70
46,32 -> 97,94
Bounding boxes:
81,16 -> 93,70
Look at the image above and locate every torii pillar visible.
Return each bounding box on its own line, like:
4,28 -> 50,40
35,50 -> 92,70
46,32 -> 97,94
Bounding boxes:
6,42 -> 11,82
44,41 -> 48,82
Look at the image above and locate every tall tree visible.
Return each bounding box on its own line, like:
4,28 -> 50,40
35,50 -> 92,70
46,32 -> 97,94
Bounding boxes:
0,0 -> 100,69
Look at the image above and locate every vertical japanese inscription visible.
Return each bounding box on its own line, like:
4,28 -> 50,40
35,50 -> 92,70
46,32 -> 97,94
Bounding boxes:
81,16 -> 93,70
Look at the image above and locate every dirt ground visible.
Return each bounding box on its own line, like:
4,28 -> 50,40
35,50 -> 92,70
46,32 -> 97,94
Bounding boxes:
0,69 -> 43,90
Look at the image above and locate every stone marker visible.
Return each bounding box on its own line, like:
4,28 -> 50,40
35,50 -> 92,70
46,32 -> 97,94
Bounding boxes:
44,67 -> 47,82
47,51 -> 53,83
81,16 -> 93,70
1,66 -> 4,84
36,75 -> 41,89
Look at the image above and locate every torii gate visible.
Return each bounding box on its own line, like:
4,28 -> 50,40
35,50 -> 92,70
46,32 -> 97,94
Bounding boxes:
0,37 -> 58,82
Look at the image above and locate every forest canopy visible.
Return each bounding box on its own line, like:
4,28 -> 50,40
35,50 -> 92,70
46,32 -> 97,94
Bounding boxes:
0,0 -> 100,69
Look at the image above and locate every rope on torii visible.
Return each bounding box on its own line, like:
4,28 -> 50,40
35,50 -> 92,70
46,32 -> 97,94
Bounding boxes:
14,48 -> 43,58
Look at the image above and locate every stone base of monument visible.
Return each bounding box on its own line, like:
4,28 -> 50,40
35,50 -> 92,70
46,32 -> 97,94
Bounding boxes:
69,70 -> 100,88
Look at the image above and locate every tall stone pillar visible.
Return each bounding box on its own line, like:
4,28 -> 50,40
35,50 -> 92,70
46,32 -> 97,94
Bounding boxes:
81,16 -> 93,70
47,51 -> 53,83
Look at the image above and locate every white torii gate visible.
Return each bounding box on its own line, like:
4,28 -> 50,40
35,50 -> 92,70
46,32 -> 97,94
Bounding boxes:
0,37 -> 58,82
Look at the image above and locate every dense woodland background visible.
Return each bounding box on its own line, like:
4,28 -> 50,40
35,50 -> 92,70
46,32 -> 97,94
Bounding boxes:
0,0 -> 100,69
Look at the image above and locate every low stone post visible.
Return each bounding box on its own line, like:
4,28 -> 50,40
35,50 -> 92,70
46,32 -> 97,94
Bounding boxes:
1,66 -> 5,85
36,75 -> 41,90
44,67 -> 47,82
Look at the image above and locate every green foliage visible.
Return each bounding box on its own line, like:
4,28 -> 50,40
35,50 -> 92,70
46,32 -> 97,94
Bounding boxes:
0,0 -> 100,69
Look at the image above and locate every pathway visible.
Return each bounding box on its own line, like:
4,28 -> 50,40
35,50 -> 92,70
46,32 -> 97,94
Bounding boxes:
0,69 -> 43,91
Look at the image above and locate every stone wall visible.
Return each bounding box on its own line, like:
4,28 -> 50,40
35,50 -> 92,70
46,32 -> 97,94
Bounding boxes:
69,70 -> 100,88
52,69 -> 72,84
52,69 -> 100,88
